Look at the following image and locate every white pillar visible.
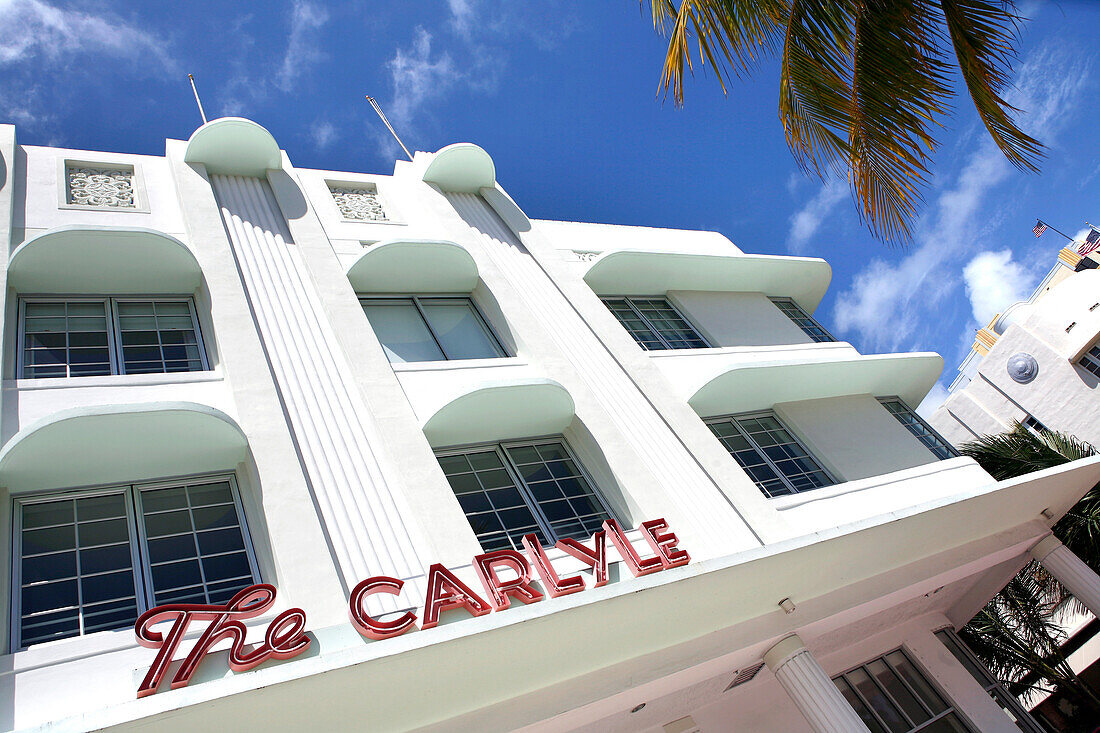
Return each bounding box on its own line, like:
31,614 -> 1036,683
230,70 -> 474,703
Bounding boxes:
763,635 -> 871,733
1030,535 -> 1100,617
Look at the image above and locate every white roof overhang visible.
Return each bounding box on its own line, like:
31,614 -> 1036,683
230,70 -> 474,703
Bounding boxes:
687,352 -> 943,417
67,457 -> 1100,732
583,250 -> 832,312
9,226 -> 203,294
184,117 -> 282,177
347,240 -> 479,293
422,143 -> 496,193
0,402 -> 249,492
422,377 -> 574,447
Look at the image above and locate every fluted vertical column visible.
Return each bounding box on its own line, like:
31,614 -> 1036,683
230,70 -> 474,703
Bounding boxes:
764,635 -> 870,733
1031,535 -> 1100,616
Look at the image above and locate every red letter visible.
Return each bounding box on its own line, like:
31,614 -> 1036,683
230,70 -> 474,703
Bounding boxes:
522,533 -> 585,598
264,608 -> 312,659
640,518 -> 690,568
134,584 -> 310,698
349,576 -> 418,639
421,563 -> 492,629
474,550 -> 544,611
604,519 -> 664,577
556,530 -> 609,587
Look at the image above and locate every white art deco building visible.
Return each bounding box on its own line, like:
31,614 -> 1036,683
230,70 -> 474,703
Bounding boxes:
0,117 -> 1098,732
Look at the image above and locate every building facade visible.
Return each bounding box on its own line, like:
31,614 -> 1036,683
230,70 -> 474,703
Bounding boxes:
0,118 -> 1098,732
929,245 -> 1100,448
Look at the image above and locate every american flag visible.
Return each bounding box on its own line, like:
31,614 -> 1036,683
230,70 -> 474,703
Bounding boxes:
1080,229 -> 1100,256
1033,220 -> 1048,237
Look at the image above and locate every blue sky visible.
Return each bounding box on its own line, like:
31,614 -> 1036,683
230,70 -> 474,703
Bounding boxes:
2,0 -> 1098,414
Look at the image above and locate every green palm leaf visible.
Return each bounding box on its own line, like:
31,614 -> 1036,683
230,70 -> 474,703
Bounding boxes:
641,0 -> 1043,243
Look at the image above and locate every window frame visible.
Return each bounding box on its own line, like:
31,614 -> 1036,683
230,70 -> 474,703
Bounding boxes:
878,397 -> 959,460
17,295 -> 209,380
357,294 -> 509,363
434,435 -> 618,551
1078,343 -> 1100,378
832,646 -> 976,732
600,295 -> 710,351
769,297 -> 836,343
10,472 -> 259,651
705,410 -> 836,498
935,628 -> 1044,733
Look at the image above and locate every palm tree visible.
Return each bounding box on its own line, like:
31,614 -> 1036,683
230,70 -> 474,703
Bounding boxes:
959,425 -> 1100,723
640,1 -> 1042,243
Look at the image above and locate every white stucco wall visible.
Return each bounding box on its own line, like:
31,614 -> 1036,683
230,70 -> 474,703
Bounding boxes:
668,290 -> 812,348
931,268 -> 1100,447
0,126 -> 1059,733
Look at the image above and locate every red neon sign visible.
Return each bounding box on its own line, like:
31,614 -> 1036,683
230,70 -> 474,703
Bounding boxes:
135,518 -> 686,696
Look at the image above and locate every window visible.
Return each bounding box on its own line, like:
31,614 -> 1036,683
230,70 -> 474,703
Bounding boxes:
1078,343 -> 1100,377
833,649 -> 974,732
705,412 -> 833,498
602,297 -> 709,351
19,298 -> 207,379
436,438 -> 614,551
770,297 -> 836,343
935,629 -> 1044,732
1022,415 -> 1048,437
13,476 -> 258,649
879,398 -> 958,460
359,296 -> 506,364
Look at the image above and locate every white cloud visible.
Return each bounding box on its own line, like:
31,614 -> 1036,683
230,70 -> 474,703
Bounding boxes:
310,120 -> 337,150
832,43 -> 1089,353
448,0 -> 476,38
276,1 -> 329,93
388,27 -> 459,128
962,249 -> 1032,324
0,0 -> 175,71
787,180 -> 848,253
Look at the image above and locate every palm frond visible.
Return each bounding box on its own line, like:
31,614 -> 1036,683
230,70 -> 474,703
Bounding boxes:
940,0 -> 1043,170
959,423 -> 1097,480
645,0 -> 789,104
778,0 -> 854,178
847,0 -> 951,241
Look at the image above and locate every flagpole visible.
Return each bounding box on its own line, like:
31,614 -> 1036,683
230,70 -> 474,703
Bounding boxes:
1039,221 -> 1076,243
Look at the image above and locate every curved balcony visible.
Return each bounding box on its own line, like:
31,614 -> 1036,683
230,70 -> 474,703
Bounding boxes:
346,239 -> 478,293
654,348 -> 942,417
417,374 -> 574,447
9,225 -> 202,294
582,249 -> 831,312
0,401 -> 248,493
421,143 -> 496,193
183,117 -> 282,176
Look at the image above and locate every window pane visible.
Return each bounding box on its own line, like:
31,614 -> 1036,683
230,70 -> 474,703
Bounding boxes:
629,299 -> 708,349
1080,345 -> 1100,377
885,651 -> 948,715
438,448 -> 547,551
22,301 -> 111,379
360,299 -> 445,363
881,399 -> 957,460
771,298 -> 836,342
602,298 -> 665,350
18,494 -> 138,647
419,299 -> 504,360
867,658 -> 931,725
835,678 -> 889,733
117,300 -> 205,375
846,667 -> 910,732
139,481 -> 256,605
505,441 -> 611,541
707,414 -> 831,497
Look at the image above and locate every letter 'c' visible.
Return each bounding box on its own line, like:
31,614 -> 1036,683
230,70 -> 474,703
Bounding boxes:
349,577 -> 418,640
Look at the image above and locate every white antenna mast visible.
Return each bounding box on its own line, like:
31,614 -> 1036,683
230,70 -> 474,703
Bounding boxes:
188,74 -> 208,125
366,95 -> 413,161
